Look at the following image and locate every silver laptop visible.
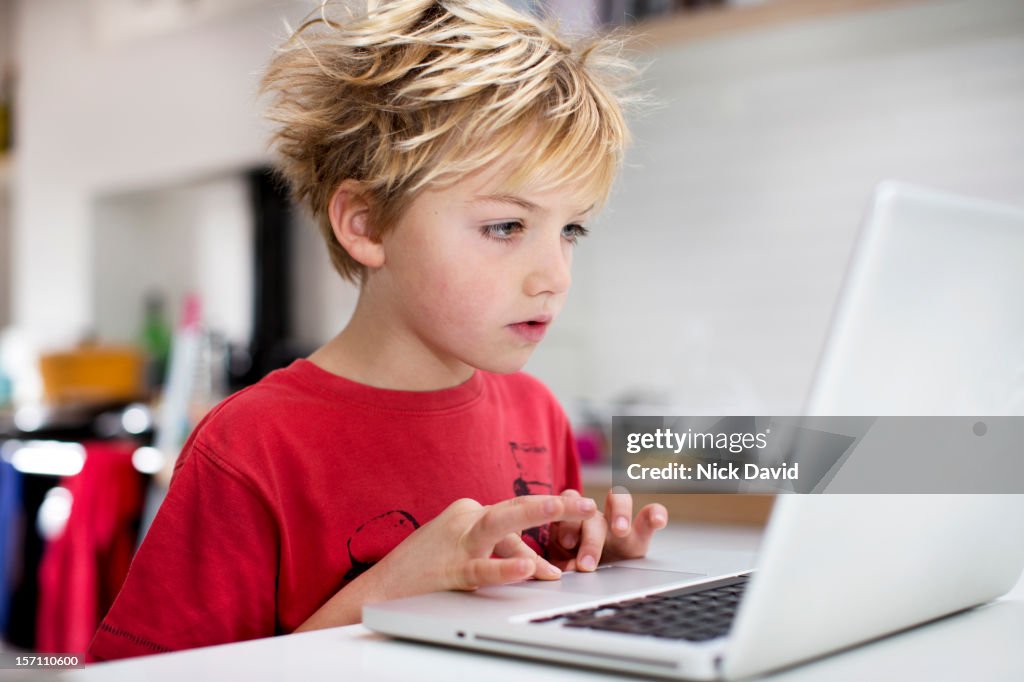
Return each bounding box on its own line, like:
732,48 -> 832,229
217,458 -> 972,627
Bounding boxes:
363,182 -> 1024,680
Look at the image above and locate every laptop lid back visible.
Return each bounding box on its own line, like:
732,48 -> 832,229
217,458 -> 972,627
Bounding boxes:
723,494 -> 1024,678
805,181 -> 1024,416
724,183 -> 1024,677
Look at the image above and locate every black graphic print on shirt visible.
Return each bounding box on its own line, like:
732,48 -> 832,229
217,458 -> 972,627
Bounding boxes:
508,441 -> 554,557
341,441 -> 556,579
343,510 -> 420,581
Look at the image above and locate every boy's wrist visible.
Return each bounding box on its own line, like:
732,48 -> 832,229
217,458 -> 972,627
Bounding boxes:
294,561 -> 392,633
357,554 -> 398,605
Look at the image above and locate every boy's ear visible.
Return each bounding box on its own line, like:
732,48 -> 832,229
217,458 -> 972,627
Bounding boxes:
328,180 -> 385,270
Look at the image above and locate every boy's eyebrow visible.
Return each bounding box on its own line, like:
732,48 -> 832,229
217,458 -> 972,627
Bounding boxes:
470,194 -> 594,217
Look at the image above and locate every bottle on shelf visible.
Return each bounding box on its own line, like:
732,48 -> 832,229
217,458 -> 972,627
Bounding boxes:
138,291 -> 172,395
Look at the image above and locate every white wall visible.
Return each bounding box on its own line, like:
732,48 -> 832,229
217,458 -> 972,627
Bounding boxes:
93,175 -> 253,345
12,0 -> 313,346
527,0 -> 1024,413
291,209 -> 356,347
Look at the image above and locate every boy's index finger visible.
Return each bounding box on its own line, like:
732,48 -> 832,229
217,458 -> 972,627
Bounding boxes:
466,495 -> 597,553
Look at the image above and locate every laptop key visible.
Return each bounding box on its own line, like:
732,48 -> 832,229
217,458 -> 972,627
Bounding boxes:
530,574 -> 751,641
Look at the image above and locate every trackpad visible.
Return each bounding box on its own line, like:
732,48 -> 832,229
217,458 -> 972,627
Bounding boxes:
508,566 -> 706,597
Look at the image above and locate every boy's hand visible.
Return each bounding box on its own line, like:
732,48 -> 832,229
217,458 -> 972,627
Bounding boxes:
548,489 -> 668,572
373,495 -> 599,597
297,494 -> 599,632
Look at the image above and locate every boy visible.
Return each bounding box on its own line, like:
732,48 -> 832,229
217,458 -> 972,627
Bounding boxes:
88,0 -> 667,661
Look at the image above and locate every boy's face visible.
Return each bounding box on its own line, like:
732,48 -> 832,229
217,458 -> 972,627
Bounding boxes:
368,163 -> 594,377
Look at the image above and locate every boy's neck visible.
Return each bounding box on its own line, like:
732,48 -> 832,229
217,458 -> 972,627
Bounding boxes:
307,296 -> 476,392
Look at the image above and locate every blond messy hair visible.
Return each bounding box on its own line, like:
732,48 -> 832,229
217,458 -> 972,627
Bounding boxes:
261,0 -> 637,283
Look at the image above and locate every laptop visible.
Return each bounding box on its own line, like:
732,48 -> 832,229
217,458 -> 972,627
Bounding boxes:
363,182 -> 1024,679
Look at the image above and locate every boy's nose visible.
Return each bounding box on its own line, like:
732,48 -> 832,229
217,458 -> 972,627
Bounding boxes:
522,235 -> 572,297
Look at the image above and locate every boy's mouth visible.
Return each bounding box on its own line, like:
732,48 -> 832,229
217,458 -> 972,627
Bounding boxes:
508,315 -> 552,343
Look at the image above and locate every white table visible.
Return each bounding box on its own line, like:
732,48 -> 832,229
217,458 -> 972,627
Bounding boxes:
60,524 -> 1024,682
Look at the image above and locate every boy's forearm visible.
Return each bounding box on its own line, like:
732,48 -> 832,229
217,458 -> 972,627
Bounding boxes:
293,562 -> 391,633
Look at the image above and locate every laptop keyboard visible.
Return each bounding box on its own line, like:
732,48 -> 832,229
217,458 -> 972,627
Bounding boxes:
529,574 -> 750,642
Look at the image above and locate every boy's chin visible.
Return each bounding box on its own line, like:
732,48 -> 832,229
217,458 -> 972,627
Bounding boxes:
470,351 -> 533,375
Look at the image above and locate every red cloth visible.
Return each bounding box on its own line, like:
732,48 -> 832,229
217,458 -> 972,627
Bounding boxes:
36,440 -> 144,654
89,360 -> 580,661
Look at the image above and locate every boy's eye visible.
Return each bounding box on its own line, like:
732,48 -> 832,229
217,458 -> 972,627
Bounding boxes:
479,222 -> 589,244
562,224 -> 589,244
481,221 -> 524,242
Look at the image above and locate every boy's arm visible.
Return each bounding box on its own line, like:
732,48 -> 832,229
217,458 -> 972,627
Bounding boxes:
293,559 -> 386,632
295,495 -> 599,632
88,444 -> 278,661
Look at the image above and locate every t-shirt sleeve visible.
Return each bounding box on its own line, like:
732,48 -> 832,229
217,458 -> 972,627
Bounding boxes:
88,441 -> 278,661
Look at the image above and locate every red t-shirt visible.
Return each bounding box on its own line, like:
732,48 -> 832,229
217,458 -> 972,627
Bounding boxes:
88,360 -> 580,661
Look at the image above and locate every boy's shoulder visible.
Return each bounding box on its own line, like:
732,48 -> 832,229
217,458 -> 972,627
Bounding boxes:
199,359 -> 560,416
197,361 -> 317,428
176,361 -> 323,471
177,363 -> 568,478
191,363 -> 565,428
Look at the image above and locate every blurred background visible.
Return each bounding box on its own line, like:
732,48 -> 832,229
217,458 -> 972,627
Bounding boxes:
0,0 -> 1021,657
